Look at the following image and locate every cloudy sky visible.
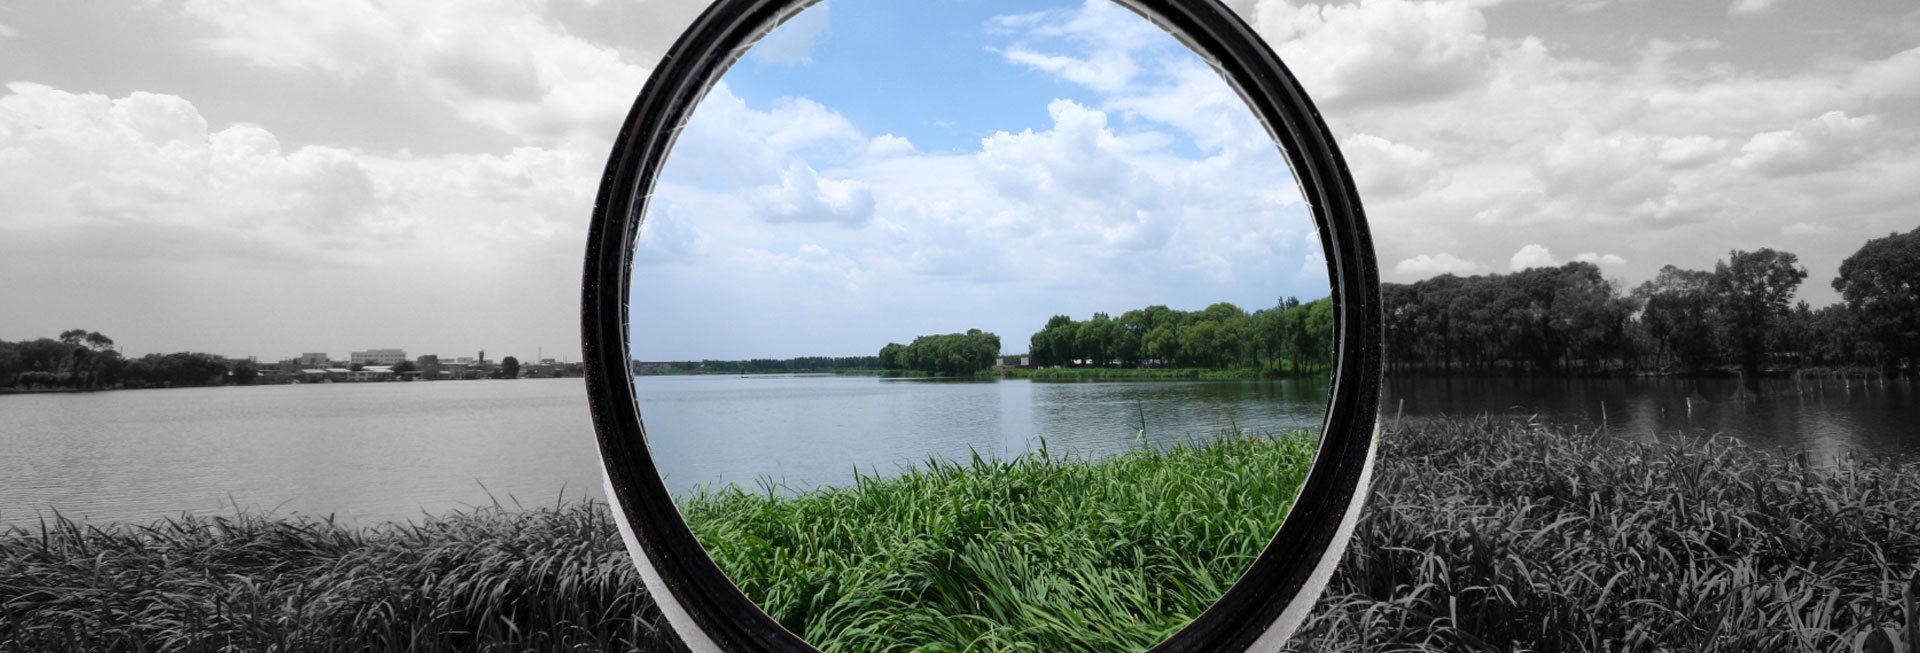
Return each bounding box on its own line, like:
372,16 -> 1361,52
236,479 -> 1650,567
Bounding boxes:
2,0 -> 1916,361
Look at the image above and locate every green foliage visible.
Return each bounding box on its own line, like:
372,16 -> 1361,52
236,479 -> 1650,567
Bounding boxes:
879,329 -> 1001,376
1833,227 -> 1920,378
681,430 -> 1318,652
1713,248 -> 1809,378
9,418 -> 1919,651
1028,298 -> 1333,374
500,356 -> 520,379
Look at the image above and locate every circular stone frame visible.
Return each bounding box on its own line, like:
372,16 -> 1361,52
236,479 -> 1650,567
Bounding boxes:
580,0 -> 1384,650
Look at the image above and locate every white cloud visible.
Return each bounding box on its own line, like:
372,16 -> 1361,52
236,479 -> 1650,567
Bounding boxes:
1782,222 -> 1834,236
1732,111 -> 1879,177
1252,0 -> 1493,108
748,2 -> 829,65
1728,0 -> 1780,16
177,0 -> 648,144
0,83 -> 404,247
1510,244 -> 1557,270
866,134 -> 915,158
1395,253 -> 1481,276
1573,252 -> 1627,266
1342,133 -> 1443,198
0,23 -> 18,38
752,162 -> 875,226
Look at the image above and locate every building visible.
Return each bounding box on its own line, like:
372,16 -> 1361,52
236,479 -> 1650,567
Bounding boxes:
296,352 -> 330,367
350,348 -> 408,366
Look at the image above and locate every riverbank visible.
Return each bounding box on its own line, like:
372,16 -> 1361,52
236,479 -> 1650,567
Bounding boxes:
7,419 -> 1916,650
1002,366 -> 1317,381
680,430 -> 1318,650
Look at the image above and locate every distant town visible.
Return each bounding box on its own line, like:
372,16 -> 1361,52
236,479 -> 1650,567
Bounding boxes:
0,330 -> 589,392
239,349 -> 585,384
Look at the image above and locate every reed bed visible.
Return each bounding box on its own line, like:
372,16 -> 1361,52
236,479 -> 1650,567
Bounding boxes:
6,418 -> 1917,652
1,497 -> 673,652
680,431 -> 1319,651
1286,416 -> 1920,653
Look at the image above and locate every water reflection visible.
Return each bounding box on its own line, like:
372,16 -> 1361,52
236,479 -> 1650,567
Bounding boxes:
1384,375 -> 1920,463
638,375 -> 1329,494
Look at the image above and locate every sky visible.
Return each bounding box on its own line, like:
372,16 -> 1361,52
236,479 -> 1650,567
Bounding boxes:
2,0 -> 1917,361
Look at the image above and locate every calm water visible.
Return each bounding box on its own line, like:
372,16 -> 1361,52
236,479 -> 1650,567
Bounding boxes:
638,375 -> 1329,495
1384,375 -> 1920,463
5,374 -> 1911,525
0,376 -> 1326,525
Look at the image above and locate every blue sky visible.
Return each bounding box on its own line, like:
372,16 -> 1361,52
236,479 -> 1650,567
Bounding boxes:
629,0 -> 1326,359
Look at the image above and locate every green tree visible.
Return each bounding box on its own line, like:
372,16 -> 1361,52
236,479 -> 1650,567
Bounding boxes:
1712,248 -> 1807,381
501,356 -> 521,379
1833,227 -> 1920,378
1635,265 -> 1721,373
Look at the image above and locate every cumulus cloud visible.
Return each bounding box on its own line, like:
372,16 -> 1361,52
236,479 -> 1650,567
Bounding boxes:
1574,252 -> 1627,266
1510,244 -> 1557,270
1342,133 -> 1444,198
1732,111 -> 1879,177
1728,0 -> 1781,16
0,83 -> 403,247
752,163 -> 876,226
1395,253 -> 1481,276
177,0 -> 647,144
866,134 -> 915,158
1251,0 -> 1493,108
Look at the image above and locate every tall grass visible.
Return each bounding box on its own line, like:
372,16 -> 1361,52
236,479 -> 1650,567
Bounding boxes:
681,432 -> 1319,652
8,418 -> 1917,652
1,497 -> 673,652
1287,416 -> 1920,652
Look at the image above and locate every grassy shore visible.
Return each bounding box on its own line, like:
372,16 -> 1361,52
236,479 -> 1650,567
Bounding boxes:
1003,367 -> 1313,381
681,432 -> 1318,651
6,419 -> 1918,651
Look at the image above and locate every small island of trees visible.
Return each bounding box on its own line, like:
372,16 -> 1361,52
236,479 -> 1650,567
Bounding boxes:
878,329 -> 1002,376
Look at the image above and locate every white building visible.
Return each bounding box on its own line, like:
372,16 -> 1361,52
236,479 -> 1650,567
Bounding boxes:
350,348 -> 408,366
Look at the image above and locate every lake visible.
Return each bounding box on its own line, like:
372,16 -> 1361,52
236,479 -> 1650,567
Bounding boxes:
0,376 -> 1326,526
1384,374 -> 1920,465
4,373 -> 1912,526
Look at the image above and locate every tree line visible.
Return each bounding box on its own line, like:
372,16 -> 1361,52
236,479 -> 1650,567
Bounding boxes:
646,356 -> 886,375
1383,227 -> 1920,379
0,330 -> 239,390
1025,298 -> 1335,374
879,330 -> 1002,376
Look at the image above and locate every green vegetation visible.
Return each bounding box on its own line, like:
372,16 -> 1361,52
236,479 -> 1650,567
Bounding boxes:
878,329 -> 1002,376
1387,230 -> 1920,379
1026,298 -> 1334,375
681,431 -> 1316,651
1003,366 -> 1276,381
635,356 -> 885,375
9,419 -> 1917,651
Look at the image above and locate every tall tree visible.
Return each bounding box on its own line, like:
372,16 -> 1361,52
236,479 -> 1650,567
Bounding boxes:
1712,248 -> 1807,380
1833,227 -> 1920,378
500,356 -> 521,379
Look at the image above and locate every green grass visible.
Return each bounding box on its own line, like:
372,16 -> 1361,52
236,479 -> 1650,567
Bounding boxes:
7,418 -> 1917,652
680,431 -> 1319,652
